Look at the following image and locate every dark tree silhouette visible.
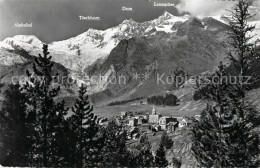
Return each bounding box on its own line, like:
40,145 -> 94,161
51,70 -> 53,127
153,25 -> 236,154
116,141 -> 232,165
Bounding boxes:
100,120 -> 128,166
227,0 -> 260,78
192,103 -> 260,167
160,131 -> 173,149
49,100 -> 69,166
70,84 -> 101,167
172,157 -> 182,168
154,141 -> 168,167
23,44 -> 68,166
129,134 -> 154,167
147,94 -> 179,106
0,83 -> 29,166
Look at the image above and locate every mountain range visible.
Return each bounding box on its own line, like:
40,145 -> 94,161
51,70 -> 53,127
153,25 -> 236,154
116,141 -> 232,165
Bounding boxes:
0,11 -> 259,105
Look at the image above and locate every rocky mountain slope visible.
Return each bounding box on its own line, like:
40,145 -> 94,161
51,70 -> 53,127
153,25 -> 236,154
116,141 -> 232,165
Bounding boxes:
88,16 -> 233,104
0,47 -> 72,104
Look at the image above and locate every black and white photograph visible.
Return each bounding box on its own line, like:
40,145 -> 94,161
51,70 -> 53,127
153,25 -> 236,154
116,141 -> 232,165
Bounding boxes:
0,0 -> 260,167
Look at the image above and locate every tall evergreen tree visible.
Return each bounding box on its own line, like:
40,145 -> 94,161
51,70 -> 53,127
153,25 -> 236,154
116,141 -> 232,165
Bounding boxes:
63,117 -> 78,167
191,1 -> 260,167
129,134 -> 154,167
154,141 -> 168,167
160,131 -> 173,149
100,119 -> 129,166
192,103 -> 260,167
69,83 -> 100,167
0,83 -> 29,166
172,157 -> 182,168
49,100 -> 69,166
227,0 -> 259,78
23,44 -> 67,166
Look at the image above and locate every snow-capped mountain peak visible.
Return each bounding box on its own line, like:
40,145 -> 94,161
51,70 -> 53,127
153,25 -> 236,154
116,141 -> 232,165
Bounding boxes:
0,35 -> 43,49
0,11 -> 191,72
151,11 -> 189,26
162,11 -> 174,19
122,18 -> 136,24
0,35 -> 43,56
9,35 -> 42,45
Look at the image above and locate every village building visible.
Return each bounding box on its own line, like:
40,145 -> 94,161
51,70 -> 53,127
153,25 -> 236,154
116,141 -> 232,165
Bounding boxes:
121,111 -> 127,118
178,117 -> 192,128
114,117 -> 122,125
159,116 -> 177,126
194,115 -> 201,121
134,115 -> 143,119
127,127 -> 139,139
149,107 -> 160,123
121,111 -> 134,119
135,111 -> 145,115
159,116 -> 178,130
140,101 -> 147,105
132,133 -> 140,140
153,125 -> 161,131
133,115 -> 148,124
138,118 -> 144,125
165,122 -> 179,133
144,115 -> 148,120
129,118 -> 138,127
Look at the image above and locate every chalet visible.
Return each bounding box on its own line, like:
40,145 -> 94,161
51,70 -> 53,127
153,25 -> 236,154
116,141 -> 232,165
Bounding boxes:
179,117 -> 192,128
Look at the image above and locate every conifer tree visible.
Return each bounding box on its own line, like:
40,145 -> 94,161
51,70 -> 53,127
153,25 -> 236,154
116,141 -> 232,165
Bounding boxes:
192,103 -> 260,167
154,142 -> 168,167
130,134 -> 154,167
63,117 -> 78,167
139,135 -> 154,167
160,131 -> 173,149
70,83 -> 100,167
227,0 -> 259,78
191,1 -> 260,167
192,61 -> 260,167
0,83 -> 29,166
100,119 -> 128,166
23,44 -> 67,166
49,100 -> 69,166
172,157 -> 182,168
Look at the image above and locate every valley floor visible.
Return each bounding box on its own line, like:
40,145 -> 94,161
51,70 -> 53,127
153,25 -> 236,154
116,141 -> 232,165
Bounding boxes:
93,99 -> 206,119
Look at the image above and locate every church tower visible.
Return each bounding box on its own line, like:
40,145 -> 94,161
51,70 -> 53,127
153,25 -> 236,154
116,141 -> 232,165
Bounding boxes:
152,106 -> 156,115
149,106 -> 160,124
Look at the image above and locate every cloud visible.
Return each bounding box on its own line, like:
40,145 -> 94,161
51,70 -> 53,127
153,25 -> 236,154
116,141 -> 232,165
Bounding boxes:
176,0 -> 236,16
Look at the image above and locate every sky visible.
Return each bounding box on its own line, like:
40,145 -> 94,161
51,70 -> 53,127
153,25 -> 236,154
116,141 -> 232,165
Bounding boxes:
0,0 -> 257,43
